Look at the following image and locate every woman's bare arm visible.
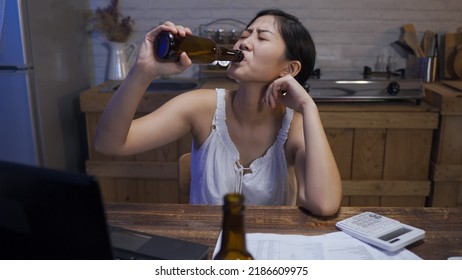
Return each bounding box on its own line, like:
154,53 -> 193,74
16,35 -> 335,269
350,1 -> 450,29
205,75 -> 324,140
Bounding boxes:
294,104 -> 342,217
94,22 -> 195,156
266,75 -> 342,216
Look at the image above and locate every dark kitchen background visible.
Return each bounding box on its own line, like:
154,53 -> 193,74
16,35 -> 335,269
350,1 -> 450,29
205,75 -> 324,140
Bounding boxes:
88,0 -> 462,85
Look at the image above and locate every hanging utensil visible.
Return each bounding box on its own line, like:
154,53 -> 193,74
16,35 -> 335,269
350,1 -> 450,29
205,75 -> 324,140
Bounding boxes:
421,30 -> 436,57
454,44 -> 462,79
401,24 -> 425,57
391,40 -> 415,57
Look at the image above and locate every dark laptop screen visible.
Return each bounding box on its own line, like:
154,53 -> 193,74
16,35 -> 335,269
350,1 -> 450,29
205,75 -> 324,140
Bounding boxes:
0,161 -> 113,260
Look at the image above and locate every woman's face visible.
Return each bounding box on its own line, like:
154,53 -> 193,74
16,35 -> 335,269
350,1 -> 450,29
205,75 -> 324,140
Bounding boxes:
227,15 -> 288,84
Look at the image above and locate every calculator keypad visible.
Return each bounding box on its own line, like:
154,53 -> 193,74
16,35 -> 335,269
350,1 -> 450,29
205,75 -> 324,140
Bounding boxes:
336,211 -> 425,252
341,212 -> 399,236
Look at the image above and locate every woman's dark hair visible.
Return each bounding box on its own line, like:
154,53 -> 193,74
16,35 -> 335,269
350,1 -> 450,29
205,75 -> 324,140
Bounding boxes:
246,9 -> 316,85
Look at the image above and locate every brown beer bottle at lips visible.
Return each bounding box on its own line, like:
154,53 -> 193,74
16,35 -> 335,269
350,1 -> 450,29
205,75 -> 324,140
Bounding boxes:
213,193 -> 254,260
154,31 -> 244,64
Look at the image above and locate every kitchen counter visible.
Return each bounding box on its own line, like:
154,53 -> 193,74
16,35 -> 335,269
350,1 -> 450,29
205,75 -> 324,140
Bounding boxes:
80,79 -> 439,206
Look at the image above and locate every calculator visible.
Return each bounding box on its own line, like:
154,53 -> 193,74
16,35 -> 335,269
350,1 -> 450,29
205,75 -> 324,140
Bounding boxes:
336,212 -> 425,252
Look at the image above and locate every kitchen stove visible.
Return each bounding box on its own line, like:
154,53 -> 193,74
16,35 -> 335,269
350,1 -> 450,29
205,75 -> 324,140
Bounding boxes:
305,67 -> 424,104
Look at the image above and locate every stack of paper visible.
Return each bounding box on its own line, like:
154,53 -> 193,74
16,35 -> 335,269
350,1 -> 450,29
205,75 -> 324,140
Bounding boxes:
214,231 -> 421,260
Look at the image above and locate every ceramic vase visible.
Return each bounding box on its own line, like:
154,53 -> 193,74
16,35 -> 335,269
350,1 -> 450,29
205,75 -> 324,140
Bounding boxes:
107,41 -> 137,81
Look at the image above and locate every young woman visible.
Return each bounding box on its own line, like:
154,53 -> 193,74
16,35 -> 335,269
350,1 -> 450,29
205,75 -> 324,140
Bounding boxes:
95,9 -> 342,216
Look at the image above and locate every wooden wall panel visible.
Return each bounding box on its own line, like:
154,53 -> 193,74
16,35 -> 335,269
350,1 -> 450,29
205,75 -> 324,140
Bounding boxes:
348,193 -> 380,206
424,83 -> 462,207
430,181 -> 460,207
98,178 -> 117,202
436,116 -> 462,164
381,129 -> 433,206
325,128 -> 353,179
349,128 -> 386,206
351,129 -> 386,179
99,178 -> 178,203
383,129 -> 432,180
137,179 -> 178,203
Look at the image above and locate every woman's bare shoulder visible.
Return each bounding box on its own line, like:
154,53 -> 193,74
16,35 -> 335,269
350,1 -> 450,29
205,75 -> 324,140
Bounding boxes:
176,88 -> 220,143
173,88 -> 217,109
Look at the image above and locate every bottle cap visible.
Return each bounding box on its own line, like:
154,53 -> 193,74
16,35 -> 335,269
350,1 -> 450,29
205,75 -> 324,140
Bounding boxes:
154,31 -> 175,60
234,50 -> 244,62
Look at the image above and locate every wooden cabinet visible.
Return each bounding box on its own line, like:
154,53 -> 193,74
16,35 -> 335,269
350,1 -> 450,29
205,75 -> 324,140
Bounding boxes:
80,81 -> 439,206
318,103 -> 438,206
424,82 -> 462,207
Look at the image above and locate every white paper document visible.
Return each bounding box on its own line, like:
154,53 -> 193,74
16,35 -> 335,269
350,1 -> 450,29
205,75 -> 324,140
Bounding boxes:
214,231 -> 422,260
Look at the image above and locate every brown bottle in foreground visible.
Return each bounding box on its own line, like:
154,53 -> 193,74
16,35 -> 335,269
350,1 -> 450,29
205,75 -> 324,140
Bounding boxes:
213,193 -> 254,260
154,31 -> 244,64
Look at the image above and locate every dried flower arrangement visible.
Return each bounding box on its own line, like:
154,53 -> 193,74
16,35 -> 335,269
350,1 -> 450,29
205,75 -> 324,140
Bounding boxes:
89,0 -> 134,42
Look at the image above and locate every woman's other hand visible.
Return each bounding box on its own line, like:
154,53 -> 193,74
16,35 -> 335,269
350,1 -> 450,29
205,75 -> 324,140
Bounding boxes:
264,74 -> 314,111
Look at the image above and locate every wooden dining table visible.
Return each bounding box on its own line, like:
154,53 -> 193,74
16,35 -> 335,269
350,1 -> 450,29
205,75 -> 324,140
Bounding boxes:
104,203 -> 462,260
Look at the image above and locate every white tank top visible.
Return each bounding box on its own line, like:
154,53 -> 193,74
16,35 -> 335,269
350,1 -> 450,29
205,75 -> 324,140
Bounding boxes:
189,88 -> 296,205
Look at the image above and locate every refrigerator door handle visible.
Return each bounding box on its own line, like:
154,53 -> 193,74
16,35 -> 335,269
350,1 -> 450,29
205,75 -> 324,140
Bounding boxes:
0,65 -> 33,71
0,66 -> 21,71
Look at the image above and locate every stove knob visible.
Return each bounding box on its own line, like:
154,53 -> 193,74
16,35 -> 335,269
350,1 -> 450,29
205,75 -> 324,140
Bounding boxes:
386,81 -> 400,96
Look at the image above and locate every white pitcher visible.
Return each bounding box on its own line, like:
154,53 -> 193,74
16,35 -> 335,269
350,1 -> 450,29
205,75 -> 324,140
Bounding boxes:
107,41 -> 137,81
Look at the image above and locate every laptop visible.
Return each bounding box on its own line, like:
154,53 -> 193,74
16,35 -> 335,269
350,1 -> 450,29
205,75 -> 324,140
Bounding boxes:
0,160 -> 209,260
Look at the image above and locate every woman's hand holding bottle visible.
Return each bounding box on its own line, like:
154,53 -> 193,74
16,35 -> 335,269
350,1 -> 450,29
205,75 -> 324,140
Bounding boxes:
135,22 -> 193,79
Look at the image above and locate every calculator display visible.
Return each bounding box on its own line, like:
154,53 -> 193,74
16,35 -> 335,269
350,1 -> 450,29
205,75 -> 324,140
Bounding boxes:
378,227 -> 411,242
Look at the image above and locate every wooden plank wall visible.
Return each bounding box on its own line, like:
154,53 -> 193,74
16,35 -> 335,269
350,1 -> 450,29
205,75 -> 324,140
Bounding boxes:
424,83 -> 462,207
319,103 -> 437,207
84,112 -> 191,203
81,85 -> 439,206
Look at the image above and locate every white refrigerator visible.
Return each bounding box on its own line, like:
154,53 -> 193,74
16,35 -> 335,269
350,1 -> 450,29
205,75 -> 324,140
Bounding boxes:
0,0 -> 90,171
